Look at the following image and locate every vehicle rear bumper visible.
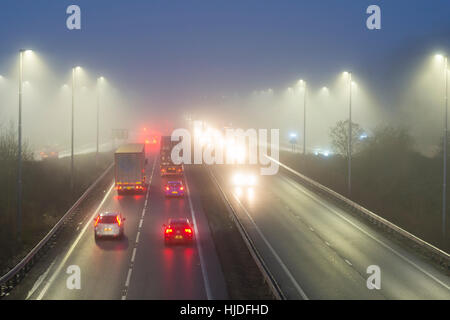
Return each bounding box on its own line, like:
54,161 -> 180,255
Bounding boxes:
95,227 -> 123,237
164,191 -> 184,197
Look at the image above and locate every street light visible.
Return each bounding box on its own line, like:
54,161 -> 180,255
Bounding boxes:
71,66 -> 81,192
343,71 -> 353,197
435,53 -> 448,241
297,79 -> 307,155
289,132 -> 298,153
17,49 -> 32,243
96,76 -> 104,166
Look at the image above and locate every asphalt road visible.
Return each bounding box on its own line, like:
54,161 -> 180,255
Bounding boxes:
210,164 -> 450,300
24,154 -> 227,300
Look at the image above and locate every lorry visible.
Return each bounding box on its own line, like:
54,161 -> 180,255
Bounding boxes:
160,136 -> 183,176
115,143 -> 147,195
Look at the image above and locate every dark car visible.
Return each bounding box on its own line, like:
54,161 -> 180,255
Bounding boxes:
163,218 -> 194,245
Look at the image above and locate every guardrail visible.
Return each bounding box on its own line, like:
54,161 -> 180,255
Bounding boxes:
208,166 -> 286,300
267,155 -> 450,270
0,163 -> 114,297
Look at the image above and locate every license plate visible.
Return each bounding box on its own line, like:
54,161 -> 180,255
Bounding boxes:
104,228 -> 112,231
172,191 -> 178,194
175,235 -> 183,239
127,187 -> 131,190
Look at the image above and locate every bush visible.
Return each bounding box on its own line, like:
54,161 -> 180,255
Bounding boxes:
0,124 -> 113,273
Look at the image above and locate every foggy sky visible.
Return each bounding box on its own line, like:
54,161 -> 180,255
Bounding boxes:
0,1 -> 450,154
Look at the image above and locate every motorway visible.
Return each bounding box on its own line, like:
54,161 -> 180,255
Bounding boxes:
23,153 -> 227,300
6,151 -> 450,300
210,163 -> 450,300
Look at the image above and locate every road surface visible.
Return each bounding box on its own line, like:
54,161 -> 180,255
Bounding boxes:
23,155 -> 227,300
210,163 -> 450,299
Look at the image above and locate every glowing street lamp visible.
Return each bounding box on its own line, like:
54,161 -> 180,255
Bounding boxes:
96,76 -> 104,165
17,49 -> 33,243
297,79 -> 307,155
289,132 -> 298,153
71,66 -> 81,191
435,53 -> 449,241
343,71 -> 353,197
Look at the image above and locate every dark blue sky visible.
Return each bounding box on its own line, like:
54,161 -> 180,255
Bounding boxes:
1,0 -> 450,110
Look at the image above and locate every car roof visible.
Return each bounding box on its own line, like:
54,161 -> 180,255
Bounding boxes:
100,212 -> 120,217
168,218 -> 190,224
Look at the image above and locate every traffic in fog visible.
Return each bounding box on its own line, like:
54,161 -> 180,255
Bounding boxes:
0,1 -> 449,309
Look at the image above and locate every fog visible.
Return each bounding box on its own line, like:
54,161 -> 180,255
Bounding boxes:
187,72 -> 389,155
0,51 -> 142,156
0,50 -> 447,158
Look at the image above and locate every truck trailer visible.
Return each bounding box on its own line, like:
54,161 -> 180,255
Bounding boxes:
115,143 -> 147,195
160,136 -> 183,176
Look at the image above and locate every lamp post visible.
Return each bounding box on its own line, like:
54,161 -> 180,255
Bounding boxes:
71,66 -> 80,192
298,80 -> 307,155
445,56 -> 449,241
436,54 -> 448,241
344,71 -> 353,197
17,49 -> 31,243
96,76 -> 104,166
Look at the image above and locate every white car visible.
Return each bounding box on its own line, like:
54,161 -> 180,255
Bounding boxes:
94,212 -> 126,240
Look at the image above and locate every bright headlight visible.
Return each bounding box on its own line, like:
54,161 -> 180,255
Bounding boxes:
233,173 -> 245,186
248,175 -> 257,186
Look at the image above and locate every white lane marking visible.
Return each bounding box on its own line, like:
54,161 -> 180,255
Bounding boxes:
121,157 -> 155,300
325,241 -> 331,247
26,260 -> 56,300
36,183 -> 115,300
135,231 -> 140,244
184,169 -> 213,300
274,160 -> 450,290
230,190 -> 309,300
345,259 -> 353,266
125,268 -> 132,287
309,227 -> 314,232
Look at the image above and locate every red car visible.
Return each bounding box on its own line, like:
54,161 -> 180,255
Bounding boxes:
164,181 -> 185,197
163,218 -> 194,245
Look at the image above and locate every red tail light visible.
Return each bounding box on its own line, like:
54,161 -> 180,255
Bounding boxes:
116,216 -> 121,226
94,216 -> 100,227
180,186 -> 184,191
165,186 -> 169,191
165,228 -> 173,234
184,228 -> 192,234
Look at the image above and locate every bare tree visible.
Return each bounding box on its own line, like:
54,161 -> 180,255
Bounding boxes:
0,122 -> 33,162
329,120 -> 364,157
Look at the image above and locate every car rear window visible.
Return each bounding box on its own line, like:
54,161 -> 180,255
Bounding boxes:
100,216 -> 117,224
170,220 -> 189,227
